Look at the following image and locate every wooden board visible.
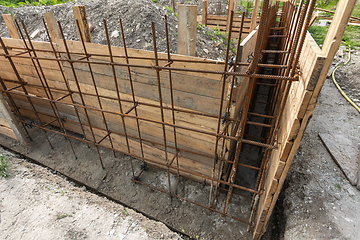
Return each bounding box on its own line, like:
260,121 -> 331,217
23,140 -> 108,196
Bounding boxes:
319,133 -> 359,185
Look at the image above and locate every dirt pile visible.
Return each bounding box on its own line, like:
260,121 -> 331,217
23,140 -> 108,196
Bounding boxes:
0,0 -> 234,60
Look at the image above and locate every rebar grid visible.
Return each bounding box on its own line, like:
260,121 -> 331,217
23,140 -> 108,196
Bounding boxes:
0,1 -> 312,227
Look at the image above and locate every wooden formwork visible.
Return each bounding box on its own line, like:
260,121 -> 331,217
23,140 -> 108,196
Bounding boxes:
0,0 -> 355,238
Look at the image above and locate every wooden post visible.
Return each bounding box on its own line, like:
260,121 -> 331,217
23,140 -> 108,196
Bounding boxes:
73,6 -> 92,43
177,2 -> 180,14
177,5 -> 197,56
226,0 -> 235,32
250,0 -> 261,31
2,14 -> 20,39
202,0 -> 208,26
171,0 -> 176,11
357,144 -> 360,190
322,0 -> 356,57
44,12 -> 61,42
0,94 -> 28,145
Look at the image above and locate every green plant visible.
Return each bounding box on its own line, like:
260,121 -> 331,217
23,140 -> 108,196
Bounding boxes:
0,0 -> 71,7
0,155 -> 10,178
335,183 -> 341,190
121,207 -> 127,215
55,213 -> 72,220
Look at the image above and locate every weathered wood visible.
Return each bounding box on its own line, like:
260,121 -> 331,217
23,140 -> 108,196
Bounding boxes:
73,6 -> 92,43
226,0 -> 234,32
177,5 -> 197,56
250,0 -> 261,31
357,144 -> 360,190
0,93 -> 28,145
253,0 -> 357,237
2,14 -> 20,39
44,12 -> 62,42
202,0 -> 208,25
319,133 -> 358,185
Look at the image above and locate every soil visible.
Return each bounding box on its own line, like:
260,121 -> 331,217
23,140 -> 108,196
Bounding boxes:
0,147 -> 182,240
0,0 -> 234,61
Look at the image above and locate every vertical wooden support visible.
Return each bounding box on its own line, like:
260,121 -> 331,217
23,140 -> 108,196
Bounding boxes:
43,12 -> 61,42
73,6 -> 92,43
2,14 -> 20,39
226,0 -> 235,32
0,94 -> 28,145
176,2 -> 180,14
251,0 -> 357,239
177,5 -> 197,56
202,0 -> 208,25
250,0 -> 261,31
171,0 -> 176,11
321,0 -> 356,58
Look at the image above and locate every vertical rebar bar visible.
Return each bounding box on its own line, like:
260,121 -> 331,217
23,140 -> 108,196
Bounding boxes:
57,21 -> 105,169
103,19 -> 135,178
75,19 -> 116,157
151,21 -> 171,195
164,15 -> 180,176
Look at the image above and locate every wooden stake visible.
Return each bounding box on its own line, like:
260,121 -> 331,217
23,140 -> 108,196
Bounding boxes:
177,2 -> 180,14
73,6 -> 92,43
177,5 -> 197,56
226,0 -> 235,32
2,14 -> 20,39
0,93 -> 28,145
250,0 -> 261,31
44,12 -> 62,42
202,0 -> 208,26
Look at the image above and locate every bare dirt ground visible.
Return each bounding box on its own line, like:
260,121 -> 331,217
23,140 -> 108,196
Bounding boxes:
0,148 -> 182,240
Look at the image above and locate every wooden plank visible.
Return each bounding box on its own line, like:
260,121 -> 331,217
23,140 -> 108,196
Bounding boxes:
2,14 -> 20,39
178,5 -> 197,56
319,133 -> 358,185
357,145 -> 360,190
254,0 -> 357,236
202,0 -> 208,25
44,12 -> 62,42
226,0 -> 234,32
0,93 -> 28,144
0,125 -> 17,139
207,19 -> 252,28
72,6 -> 92,43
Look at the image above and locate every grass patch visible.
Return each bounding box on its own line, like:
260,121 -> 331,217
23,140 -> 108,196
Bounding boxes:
0,0 -> 71,8
0,155 -> 10,178
55,213 -> 72,220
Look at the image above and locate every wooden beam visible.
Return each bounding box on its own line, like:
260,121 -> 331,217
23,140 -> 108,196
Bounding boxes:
250,0 -> 261,31
2,14 -> 20,39
322,0 -> 356,57
72,6 -> 92,43
0,93 -> 28,145
177,5 -> 197,56
202,0 -> 208,26
43,12 -> 62,42
226,0 -> 234,32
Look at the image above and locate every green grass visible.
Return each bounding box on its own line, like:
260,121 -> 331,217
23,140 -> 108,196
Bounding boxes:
0,155 -> 10,178
309,1 -> 360,49
55,213 -> 72,220
0,0 -> 71,7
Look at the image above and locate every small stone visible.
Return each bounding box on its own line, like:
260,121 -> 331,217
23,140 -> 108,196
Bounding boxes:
111,30 -> 119,38
136,39 -> 141,42
30,29 -> 41,39
203,49 -> 209,54
136,23 -> 141,31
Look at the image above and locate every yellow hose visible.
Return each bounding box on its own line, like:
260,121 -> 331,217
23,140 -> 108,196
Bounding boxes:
331,49 -> 360,113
